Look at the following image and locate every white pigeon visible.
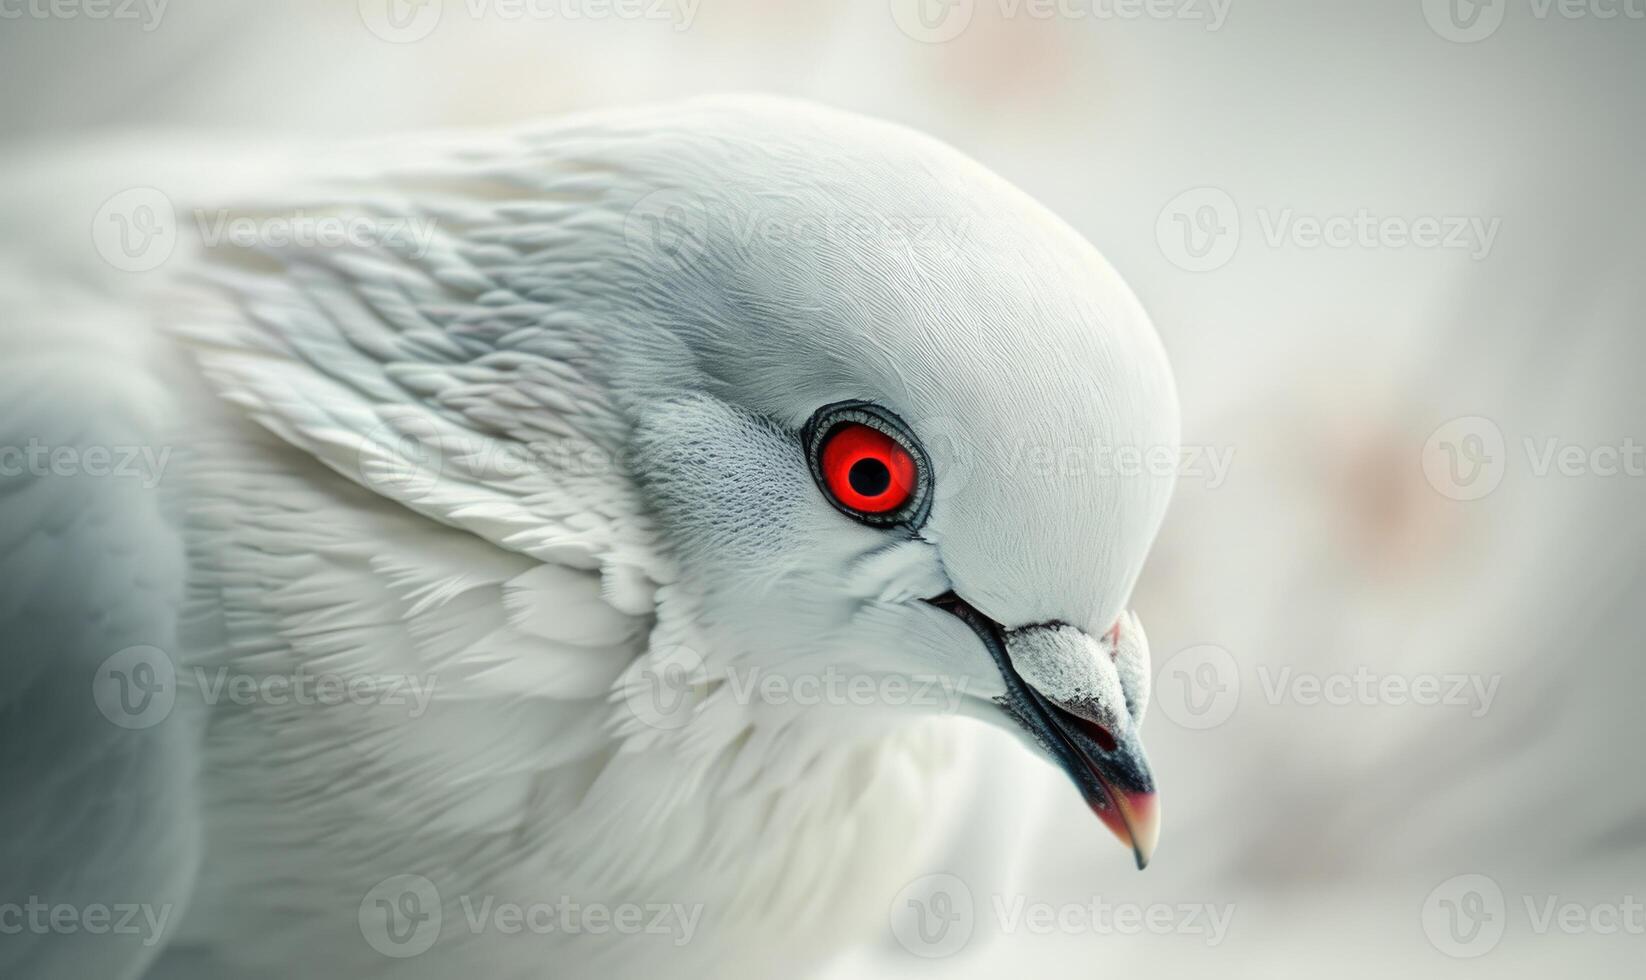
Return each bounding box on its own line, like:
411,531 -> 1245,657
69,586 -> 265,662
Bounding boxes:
0,96 -> 1178,980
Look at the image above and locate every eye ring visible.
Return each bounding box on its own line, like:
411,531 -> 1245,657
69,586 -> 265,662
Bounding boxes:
802,401 -> 932,529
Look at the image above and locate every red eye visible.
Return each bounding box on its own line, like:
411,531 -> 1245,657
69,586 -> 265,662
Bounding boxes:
818,422 -> 918,514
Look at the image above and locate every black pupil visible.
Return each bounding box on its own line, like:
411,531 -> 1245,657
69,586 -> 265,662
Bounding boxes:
848,457 -> 892,497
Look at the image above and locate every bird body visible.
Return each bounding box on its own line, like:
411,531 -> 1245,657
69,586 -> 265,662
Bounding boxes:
0,96 -> 1177,979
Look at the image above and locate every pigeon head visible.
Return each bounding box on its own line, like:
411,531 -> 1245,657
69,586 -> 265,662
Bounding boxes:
585,98 -> 1178,866
188,96 -> 1177,869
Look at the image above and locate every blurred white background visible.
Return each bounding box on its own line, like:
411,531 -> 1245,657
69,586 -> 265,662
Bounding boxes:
3,0 -> 1643,975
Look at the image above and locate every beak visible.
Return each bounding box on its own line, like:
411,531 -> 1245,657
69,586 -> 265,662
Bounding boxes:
928,592 -> 1160,869
1086,744 -> 1160,869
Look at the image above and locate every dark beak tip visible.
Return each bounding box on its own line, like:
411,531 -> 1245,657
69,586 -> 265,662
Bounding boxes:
1095,788 -> 1159,869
